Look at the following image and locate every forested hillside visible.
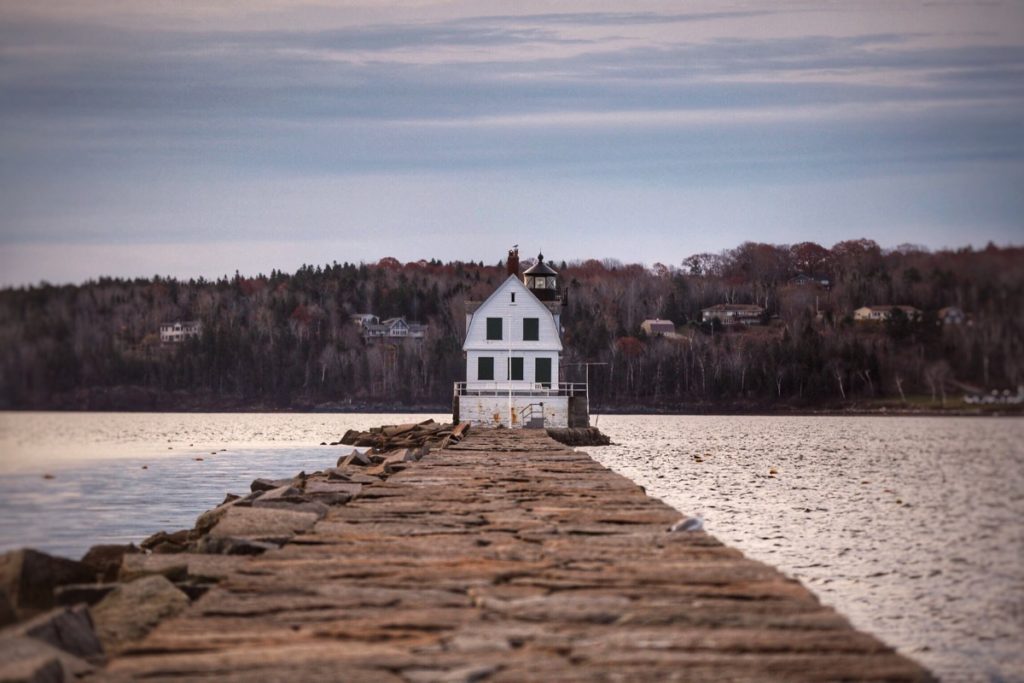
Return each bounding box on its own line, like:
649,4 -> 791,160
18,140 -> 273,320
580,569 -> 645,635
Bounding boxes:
1,241 -> 1021,412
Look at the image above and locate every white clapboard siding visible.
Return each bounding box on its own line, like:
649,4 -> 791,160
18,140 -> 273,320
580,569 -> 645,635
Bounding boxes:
463,275 -> 562,391
463,275 -> 562,352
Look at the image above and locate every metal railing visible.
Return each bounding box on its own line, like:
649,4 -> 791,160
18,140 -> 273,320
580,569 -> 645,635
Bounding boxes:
453,382 -> 587,398
518,402 -> 545,424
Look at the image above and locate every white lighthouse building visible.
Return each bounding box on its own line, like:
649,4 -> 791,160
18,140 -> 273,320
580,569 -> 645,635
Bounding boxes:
453,249 -> 589,429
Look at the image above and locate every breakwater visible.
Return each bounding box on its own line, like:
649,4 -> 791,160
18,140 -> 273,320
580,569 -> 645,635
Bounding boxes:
2,426 -> 931,681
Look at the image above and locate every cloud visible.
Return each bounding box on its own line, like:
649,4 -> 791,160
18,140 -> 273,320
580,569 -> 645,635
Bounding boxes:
1,1 -> 1022,277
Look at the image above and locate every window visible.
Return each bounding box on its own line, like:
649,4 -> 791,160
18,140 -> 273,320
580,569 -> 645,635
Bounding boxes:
508,357 -> 523,381
535,357 -> 552,387
486,317 -> 502,340
523,318 -> 539,341
478,356 -> 494,381
511,292 -> 516,303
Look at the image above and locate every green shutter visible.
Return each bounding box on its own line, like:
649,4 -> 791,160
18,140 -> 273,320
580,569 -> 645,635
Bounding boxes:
508,357 -> 524,381
523,318 -> 539,341
478,356 -> 494,381
535,357 -> 551,387
486,317 -> 502,340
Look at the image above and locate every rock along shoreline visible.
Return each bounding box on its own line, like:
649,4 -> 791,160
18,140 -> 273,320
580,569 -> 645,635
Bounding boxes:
0,419 -> 474,681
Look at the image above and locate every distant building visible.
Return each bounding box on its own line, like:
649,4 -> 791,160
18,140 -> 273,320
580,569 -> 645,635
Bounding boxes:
349,313 -> 378,328
159,320 -> 202,343
353,314 -> 426,340
701,304 -> 765,326
938,306 -> 966,325
853,305 -> 921,322
641,319 -> 676,336
789,273 -> 831,287
455,250 -> 586,429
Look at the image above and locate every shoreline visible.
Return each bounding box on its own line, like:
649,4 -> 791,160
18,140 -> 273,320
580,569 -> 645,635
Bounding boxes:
1,405 -> 1019,417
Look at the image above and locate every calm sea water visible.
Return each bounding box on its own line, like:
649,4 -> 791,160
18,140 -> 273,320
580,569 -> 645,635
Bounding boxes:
0,412 -> 1021,681
590,415 -> 1024,683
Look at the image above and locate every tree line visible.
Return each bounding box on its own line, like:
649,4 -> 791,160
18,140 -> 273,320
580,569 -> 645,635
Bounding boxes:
0,241 -> 1020,411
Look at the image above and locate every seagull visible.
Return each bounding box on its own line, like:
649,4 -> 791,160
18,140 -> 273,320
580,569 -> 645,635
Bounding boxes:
668,515 -> 704,533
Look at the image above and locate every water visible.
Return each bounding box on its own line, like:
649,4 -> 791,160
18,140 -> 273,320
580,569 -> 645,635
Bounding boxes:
588,415 -> 1024,682
0,412 -> 1021,680
0,412 -> 446,556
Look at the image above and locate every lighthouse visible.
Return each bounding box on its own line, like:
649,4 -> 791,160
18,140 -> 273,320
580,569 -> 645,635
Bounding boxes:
453,249 -> 588,428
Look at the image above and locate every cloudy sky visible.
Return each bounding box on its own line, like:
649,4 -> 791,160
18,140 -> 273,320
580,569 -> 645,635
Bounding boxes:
1,1 -> 1022,285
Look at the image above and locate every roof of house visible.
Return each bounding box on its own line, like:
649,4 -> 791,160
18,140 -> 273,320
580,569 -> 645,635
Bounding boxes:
463,274 -> 562,353
702,304 -> 764,313
523,253 -> 558,276
859,305 -> 920,313
643,319 -> 676,330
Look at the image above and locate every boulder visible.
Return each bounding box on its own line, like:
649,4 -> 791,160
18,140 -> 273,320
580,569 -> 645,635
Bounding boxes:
12,605 -> 103,660
119,554 -> 244,584
337,451 -> 371,468
194,537 -> 279,555
384,448 -> 419,464
324,467 -> 351,481
254,485 -> 306,503
250,478 -> 288,492
140,530 -> 190,555
252,498 -> 330,519
365,462 -> 393,477
90,575 -> 189,654
0,549 -> 94,621
381,423 -> 417,438
198,506 -> 319,552
338,429 -> 361,445
80,544 -> 139,582
304,480 -> 362,505
54,584 -> 117,607
0,636 -> 93,682
118,555 -> 189,583
0,591 -> 15,627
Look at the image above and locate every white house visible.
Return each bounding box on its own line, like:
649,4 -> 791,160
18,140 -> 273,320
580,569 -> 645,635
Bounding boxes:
454,251 -> 587,429
853,305 -> 921,322
159,320 -> 201,343
641,318 -> 676,336
701,304 -> 764,326
352,314 -> 427,340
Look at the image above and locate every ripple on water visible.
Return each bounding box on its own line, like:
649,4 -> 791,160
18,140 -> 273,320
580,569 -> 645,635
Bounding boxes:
587,414 -> 1024,683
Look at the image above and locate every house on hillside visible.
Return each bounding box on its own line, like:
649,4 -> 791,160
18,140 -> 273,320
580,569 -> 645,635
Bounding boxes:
789,273 -> 831,287
454,249 -> 587,429
938,306 -> 966,325
853,305 -> 921,322
351,314 -> 427,340
159,320 -> 202,343
641,319 -> 676,336
701,304 -> 765,326
350,313 -> 378,328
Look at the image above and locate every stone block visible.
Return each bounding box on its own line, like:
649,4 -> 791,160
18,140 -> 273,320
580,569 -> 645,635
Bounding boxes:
0,549 -> 94,620
81,545 -> 140,582
338,451 -> 372,468
0,635 -> 93,681
54,583 -> 117,607
90,575 -> 189,654
12,604 -> 103,660
204,506 -> 319,548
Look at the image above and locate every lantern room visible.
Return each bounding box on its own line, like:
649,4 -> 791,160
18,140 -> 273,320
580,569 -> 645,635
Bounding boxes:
522,253 -> 560,302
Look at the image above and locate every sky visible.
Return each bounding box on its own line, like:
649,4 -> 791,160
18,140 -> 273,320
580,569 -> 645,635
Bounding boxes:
1,0 -> 1022,285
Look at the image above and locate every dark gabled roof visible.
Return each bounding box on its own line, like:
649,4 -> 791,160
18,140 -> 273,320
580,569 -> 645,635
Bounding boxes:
523,252 -> 558,276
